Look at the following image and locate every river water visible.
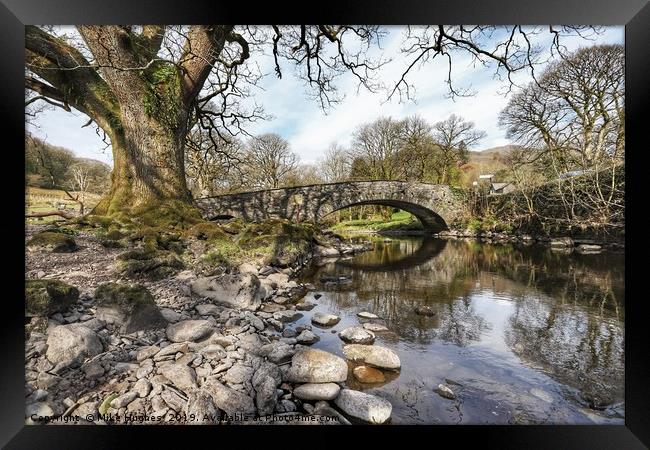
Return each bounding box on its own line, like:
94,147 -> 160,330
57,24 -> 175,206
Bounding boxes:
294,235 -> 625,425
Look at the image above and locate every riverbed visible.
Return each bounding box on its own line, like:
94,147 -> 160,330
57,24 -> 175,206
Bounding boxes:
295,235 -> 625,424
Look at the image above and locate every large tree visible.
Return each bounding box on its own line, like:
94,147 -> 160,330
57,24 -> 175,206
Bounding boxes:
25,25 -> 601,221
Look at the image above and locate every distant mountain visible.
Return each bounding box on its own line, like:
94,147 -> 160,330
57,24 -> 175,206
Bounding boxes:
467,145 -> 521,164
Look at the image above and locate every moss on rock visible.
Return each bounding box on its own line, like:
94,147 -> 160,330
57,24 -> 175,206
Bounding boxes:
25,279 -> 79,316
116,248 -> 184,280
27,231 -> 77,253
94,282 -> 155,308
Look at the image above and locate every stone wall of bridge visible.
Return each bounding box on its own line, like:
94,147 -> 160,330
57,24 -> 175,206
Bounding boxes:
195,181 -> 468,232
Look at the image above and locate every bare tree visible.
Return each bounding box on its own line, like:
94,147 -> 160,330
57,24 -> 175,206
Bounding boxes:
70,164 -> 90,214
349,117 -> 408,180
431,114 -> 486,184
498,44 -> 625,232
244,133 -> 299,189
319,143 -> 351,182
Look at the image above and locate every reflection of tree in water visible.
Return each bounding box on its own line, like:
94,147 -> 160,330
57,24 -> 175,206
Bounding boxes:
504,294 -> 624,408
435,295 -> 492,346
306,236 -> 624,401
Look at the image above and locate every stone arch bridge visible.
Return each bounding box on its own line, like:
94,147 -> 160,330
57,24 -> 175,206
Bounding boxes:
195,181 -> 467,233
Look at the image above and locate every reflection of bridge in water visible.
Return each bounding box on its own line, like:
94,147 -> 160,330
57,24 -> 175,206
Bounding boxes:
336,237 -> 447,272
196,181 -> 468,233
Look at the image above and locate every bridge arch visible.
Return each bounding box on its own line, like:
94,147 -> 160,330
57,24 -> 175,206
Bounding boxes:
195,181 -> 467,233
318,199 -> 448,232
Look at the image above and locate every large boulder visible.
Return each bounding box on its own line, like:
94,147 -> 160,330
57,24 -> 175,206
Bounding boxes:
94,283 -> 167,333
334,389 -> 392,424
45,324 -> 103,369
342,344 -> 401,371
166,319 -> 215,343
25,279 -> 79,317
283,349 -> 348,383
27,231 -> 76,253
191,273 -> 262,310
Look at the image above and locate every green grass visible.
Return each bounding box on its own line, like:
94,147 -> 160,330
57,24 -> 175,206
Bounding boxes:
329,210 -> 423,233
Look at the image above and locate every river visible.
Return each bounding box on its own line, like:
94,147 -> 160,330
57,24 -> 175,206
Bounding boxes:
294,235 -> 625,424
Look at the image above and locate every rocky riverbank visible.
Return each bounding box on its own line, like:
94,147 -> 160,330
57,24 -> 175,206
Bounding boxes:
24,222 -> 399,426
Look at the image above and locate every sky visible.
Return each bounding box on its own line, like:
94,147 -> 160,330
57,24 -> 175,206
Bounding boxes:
27,26 -> 624,166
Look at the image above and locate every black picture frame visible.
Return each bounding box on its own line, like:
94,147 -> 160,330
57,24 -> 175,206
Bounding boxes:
2,0 -> 647,448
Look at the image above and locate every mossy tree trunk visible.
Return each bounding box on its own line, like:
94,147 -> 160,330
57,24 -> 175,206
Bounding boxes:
26,25 -> 233,220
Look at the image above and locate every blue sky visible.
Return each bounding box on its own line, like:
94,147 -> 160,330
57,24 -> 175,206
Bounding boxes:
27,26 -> 624,166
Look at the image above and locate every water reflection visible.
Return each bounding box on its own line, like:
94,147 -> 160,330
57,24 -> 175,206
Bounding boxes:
299,236 -> 625,424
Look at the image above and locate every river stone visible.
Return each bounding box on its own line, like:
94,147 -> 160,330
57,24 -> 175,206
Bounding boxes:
162,364 -> 198,393
577,244 -> 602,253
296,330 -> 320,345
311,312 -> 341,327
342,344 -> 401,371
273,310 -> 303,323
353,366 -> 386,383
223,363 -> 254,385
186,390 -> 220,424
45,324 -> 103,369
195,303 -> 221,316
436,384 -> 456,400
258,342 -> 295,364
260,303 -> 285,313
25,279 -> 79,317
191,273 -> 262,310
200,344 -> 226,361
252,361 -> 282,416
293,383 -> 340,401
203,377 -> 256,416
284,349 -> 348,383
238,262 -> 259,276
94,283 -> 167,333
110,392 -> 137,409
133,378 -> 152,398
334,389 -> 392,424
166,320 -> 215,342
357,311 -> 379,319
415,305 -> 435,316
550,237 -> 574,248
265,273 -> 290,289
136,345 -> 160,361
295,302 -> 316,311
339,327 -> 375,344
362,323 -> 389,332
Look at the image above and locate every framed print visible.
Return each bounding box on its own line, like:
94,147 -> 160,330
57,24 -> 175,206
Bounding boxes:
1,0 -> 648,447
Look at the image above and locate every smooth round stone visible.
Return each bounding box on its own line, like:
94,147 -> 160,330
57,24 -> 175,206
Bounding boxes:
293,383 -> 341,401
338,326 -> 375,344
334,389 -> 392,424
342,344 -> 401,371
362,323 -> 389,332
296,330 -> 320,345
357,311 -> 379,319
353,366 -> 386,383
435,384 -> 456,400
284,349 -> 348,383
311,312 -> 341,327
166,320 -> 215,342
